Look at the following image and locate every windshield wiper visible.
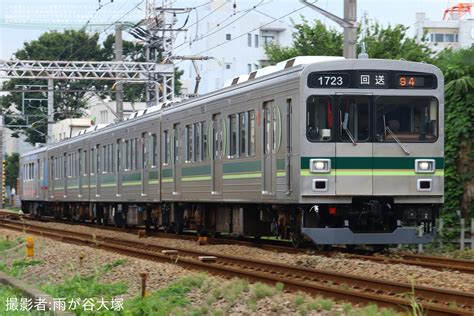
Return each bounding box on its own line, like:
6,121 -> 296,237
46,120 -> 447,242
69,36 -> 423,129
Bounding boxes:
384,115 -> 410,155
340,111 -> 357,146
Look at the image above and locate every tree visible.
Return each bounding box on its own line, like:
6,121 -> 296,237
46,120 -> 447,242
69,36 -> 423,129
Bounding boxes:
264,17 -> 432,63
0,29 -> 183,145
434,48 -> 474,221
265,18 -> 342,63
5,153 -> 20,190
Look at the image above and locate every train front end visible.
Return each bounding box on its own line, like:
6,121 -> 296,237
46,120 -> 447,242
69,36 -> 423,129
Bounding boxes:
298,59 -> 444,246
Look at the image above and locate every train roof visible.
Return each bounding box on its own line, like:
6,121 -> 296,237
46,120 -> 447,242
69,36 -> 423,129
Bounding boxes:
21,56 -> 442,156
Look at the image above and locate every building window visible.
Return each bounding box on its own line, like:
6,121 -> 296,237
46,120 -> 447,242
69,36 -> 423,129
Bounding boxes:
225,63 -> 231,70
247,33 -> 251,47
226,33 -> 231,40
255,34 -> 259,47
434,34 -> 444,42
247,64 -> 252,73
263,35 -> 274,45
100,110 -> 108,124
254,64 -> 259,71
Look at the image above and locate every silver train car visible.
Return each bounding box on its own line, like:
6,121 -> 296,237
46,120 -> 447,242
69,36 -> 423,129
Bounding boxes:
19,56 -> 444,247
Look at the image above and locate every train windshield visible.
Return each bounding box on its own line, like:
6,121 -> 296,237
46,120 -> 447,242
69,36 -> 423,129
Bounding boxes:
306,96 -> 332,142
375,96 -> 438,142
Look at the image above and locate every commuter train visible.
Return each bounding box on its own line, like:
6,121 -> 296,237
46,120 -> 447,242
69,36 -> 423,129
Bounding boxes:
19,56 -> 444,248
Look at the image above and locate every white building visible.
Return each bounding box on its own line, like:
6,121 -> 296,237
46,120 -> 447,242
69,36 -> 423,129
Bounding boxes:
415,10 -> 474,53
51,93 -> 147,143
176,0 -> 294,94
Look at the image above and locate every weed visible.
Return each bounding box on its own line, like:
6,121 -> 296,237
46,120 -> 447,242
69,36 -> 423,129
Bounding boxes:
0,259 -> 43,277
0,284 -> 48,316
298,304 -> 308,316
251,282 -> 276,300
319,299 -> 334,311
0,239 -> 15,252
342,302 -> 353,313
211,309 -> 224,316
103,258 -> 127,272
223,279 -> 248,302
248,297 -> 257,312
307,299 -> 320,311
294,294 -> 305,306
275,282 -> 284,292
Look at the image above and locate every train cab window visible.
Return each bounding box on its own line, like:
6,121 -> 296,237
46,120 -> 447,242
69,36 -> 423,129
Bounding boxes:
375,96 -> 438,142
338,95 -> 370,143
306,96 -> 332,142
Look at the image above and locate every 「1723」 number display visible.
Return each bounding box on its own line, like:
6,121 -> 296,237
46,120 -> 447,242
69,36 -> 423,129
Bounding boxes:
307,73 -> 350,88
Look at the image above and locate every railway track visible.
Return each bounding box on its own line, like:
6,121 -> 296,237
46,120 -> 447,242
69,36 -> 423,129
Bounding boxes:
0,218 -> 472,315
2,210 -> 473,275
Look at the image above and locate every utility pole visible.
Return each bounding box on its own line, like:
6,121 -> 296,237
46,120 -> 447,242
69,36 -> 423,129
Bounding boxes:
115,23 -> 124,121
343,0 -> 357,59
47,79 -> 54,144
300,0 -> 358,59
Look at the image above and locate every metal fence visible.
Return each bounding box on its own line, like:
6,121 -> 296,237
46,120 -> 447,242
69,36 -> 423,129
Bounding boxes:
418,218 -> 474,252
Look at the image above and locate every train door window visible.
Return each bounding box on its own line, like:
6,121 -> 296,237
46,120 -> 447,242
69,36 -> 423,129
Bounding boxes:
375,96 -> 438,142
132,139 -> 137,170
263,101 -> 273,154
186,125 -> 193,162
63,154 -> 67,180
110,144 -> 114,172
307,96 -> 333,142
229,114 -> 238,158
102,146 -> 107,173
173,124 -> 180,164
338,95 -> 370,143
272,107 -> 279,152
164,130 -> 170,165
78,149 -> 82,177
194,123 -> 201,162
248,110 -> 256,156
142,133 -> 147,169
202,122 -> 208,161
96,145 -> 100,174
151,133 -> 158,167
124,140 -> 129,170
116,140 -> 121,171
90,149 -> 95,175
83,150 -> 88,175
239,112 -> 247,157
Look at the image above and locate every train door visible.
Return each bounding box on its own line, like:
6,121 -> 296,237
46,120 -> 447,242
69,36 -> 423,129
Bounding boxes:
173,123 -> 181,195
335,94 -> 373,195
211,114 -> 223,195
141,132 -> 148,196
262,101 -> 276,195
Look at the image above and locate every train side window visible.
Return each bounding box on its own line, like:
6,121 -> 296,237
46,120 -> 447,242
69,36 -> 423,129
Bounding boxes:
306,96 -> 332,142
229,114 -> 238,158
164,130 -> 170,165
248,110 -> 256,156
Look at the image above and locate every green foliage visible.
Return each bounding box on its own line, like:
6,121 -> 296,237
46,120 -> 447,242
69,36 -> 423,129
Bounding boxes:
102,259 -> 127,273
123,274 -> 205,316
0,259 -> 43,277
265,16 -> 432,64
5,153 -> 19,190
434,48 -> 474,225
0,285 -> 49,316
43,274 -> 127,300
265,18 -> 342,63
359,18 -> 433,62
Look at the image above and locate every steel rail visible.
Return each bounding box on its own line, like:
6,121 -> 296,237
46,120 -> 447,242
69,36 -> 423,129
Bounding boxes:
0,219 -> 471,315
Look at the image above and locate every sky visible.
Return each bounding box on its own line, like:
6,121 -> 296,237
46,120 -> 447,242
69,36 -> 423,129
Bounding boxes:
0,0 -> 452,60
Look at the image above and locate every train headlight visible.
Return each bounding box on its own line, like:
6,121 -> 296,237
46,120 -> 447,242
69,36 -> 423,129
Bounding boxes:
415,159 -> 435,173
310,159 -> 331,173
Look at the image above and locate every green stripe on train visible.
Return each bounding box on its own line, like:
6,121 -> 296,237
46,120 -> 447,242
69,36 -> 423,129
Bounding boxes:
223,172 -> 261,180
301,157 -> 444,170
